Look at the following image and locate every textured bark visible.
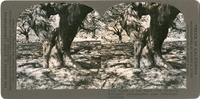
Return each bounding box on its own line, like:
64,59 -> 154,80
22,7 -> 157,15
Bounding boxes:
128,3 -> 180,69
57,4 -> 93,69
41,3 -> 93,69
41,3 -> 180,69
42,29 -> 58,68
43,41 -> 54,68
129,28 -> 149,68
145,4 -> 180,69
136,4 -> 180,69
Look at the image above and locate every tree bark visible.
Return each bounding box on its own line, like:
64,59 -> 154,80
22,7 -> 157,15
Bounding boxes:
128,3 -> 180,69
141,4 -> 180,69
129,28 -> 148,68
43,28 -> 58,68
41,3 -> 93,69
146,23 -> 172,69
53,4 -> 93,69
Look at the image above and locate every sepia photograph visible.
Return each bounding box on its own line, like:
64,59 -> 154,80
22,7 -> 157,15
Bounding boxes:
16,2 -> 186,89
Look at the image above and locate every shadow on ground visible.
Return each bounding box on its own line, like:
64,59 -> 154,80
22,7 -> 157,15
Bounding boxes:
17,40 -> 186,89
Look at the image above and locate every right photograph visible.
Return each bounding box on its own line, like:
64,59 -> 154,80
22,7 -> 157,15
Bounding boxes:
101,2 -> 186,89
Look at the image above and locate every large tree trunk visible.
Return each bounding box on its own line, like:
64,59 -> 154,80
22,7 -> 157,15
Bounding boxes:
41,3 -> 93,69
53,4 -> 93,69
146,22 -> 173,69
129,3 -> 180,69
141,4 -> 180,69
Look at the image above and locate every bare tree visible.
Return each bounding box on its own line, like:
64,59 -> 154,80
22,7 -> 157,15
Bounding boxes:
79,10 -> 101,39
17,21 -> 32,42
17,4 -> 55,42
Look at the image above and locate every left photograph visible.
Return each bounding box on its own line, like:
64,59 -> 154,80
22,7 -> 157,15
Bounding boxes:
16,2 -> 102,89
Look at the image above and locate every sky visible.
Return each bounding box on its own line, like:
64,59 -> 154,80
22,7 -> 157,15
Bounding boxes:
0,0 -> 200,99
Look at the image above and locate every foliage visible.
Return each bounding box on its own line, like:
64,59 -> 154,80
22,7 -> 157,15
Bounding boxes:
17,4 -> 50,41
17,3 -> 101,42
77,10 -> 102,39
102,3 -> 186,43
102,3 -> 139,42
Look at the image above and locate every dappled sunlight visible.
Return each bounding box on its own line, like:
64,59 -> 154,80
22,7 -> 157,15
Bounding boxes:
17,33 -> 186,90
17,2 -> 186,90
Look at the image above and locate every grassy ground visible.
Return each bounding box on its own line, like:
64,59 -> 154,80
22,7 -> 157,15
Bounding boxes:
17,39 -> 186,89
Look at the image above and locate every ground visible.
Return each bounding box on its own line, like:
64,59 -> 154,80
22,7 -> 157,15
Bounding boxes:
17,38 -> 186,89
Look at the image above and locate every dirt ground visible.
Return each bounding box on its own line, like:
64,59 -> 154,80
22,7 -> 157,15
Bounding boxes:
17,39 -> 186,89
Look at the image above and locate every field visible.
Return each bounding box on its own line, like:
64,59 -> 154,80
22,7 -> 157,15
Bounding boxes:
17,39 -> 186,89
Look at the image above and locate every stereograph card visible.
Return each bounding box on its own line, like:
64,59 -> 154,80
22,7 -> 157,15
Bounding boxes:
1,0 -> 200,99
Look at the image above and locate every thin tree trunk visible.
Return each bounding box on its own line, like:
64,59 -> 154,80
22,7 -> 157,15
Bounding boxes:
25,34 -> 29,42
43,29 -> 58,68
43,41 -> 54,68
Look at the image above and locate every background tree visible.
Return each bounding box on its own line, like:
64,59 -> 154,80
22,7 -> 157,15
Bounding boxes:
103,3 -> 149,43
17,21 -> 32,42
17,5 -> 38,42
17,4 -> 57,42
102,3 -> 128,43
78,10 -> 101,39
